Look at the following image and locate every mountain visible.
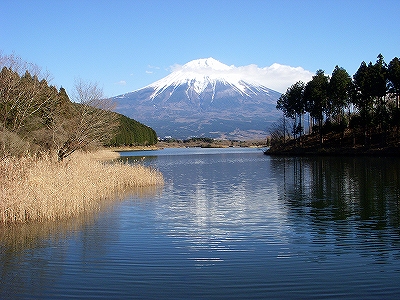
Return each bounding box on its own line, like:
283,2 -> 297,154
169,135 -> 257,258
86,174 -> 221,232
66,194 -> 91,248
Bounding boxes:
113,58 -> 282,140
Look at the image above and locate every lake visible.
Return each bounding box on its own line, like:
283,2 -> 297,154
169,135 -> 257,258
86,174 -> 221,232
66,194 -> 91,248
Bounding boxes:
1,147 -> 400,299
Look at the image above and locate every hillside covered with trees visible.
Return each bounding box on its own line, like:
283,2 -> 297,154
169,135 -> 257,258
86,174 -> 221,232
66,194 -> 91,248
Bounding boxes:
107,114 -> 157,147
0,53 -> 157,160
268,54 -> 400,155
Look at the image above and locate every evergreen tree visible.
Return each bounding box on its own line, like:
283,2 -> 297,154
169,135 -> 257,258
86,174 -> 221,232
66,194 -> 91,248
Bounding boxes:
328,65 -> 352,126
108,114 -> 158,146
388,57 -> 400,109
352,61 -> 374,133
276,81 -> 305,139
371,54 -> 389,131
303,70 -> 329,144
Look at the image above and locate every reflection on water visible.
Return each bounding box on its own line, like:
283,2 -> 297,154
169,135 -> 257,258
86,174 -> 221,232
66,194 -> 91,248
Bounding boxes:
0,186 -> 162,299
271,156 -> 400,225
271,156 -> 400,263
1,148 -> 400,299
149,149 -> 287,266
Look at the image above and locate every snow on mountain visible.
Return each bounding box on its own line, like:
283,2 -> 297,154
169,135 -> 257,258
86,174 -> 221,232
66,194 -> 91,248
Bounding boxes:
144,57 -> 269,100
113,58 -> 282,140
183,57 -> 231,70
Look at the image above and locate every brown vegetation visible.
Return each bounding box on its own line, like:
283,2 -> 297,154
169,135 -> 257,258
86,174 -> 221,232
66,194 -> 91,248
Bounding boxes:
0,53 -> 164,225
0,53 -> 157,161
0,151 -> 163,224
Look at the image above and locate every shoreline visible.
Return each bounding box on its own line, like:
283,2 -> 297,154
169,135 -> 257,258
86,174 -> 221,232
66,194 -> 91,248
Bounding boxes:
110,140 -> 268,151
265,130 -> 400,157
265,145 -> 400,157
265,147 -> 400,157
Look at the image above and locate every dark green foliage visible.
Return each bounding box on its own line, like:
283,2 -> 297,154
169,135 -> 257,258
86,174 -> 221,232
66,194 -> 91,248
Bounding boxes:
388,57 -> 400,109
107,114 -> 158,146
277,81 -> 305,119
276,81 -> 305,139
304,70 -> 329,127
276,54 -> 400,148
328,65 -> 352,121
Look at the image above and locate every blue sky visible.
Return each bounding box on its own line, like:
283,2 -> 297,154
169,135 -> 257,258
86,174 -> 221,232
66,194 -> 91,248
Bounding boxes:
1,0 -> 399,96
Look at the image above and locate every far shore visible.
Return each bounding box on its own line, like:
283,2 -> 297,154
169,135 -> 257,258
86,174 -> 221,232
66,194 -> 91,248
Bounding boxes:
107,139 -> 268,153
93,139 -> 269,162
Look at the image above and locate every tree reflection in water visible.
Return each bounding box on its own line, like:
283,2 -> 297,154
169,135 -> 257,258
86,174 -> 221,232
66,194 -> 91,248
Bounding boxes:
270,156 -> 400,259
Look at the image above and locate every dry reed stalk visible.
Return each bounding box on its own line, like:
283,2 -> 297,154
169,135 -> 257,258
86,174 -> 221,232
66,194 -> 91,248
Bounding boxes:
85,149 -> 122,161
0,152 -> 163,223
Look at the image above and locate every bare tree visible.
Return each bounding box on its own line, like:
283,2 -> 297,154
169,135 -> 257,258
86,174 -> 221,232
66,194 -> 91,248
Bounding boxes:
0,53 -> 53,133
56,79 -> 118,161
0,53 -> 118,159
268,116 -> 293,147
0,53 -> 56,158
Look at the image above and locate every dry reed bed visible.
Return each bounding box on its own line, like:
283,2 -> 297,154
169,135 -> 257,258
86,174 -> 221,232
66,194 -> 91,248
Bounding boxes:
0,151 -> 163,223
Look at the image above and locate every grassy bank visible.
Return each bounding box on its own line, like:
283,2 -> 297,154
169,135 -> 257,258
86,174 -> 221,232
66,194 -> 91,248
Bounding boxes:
0,151 -> 163,224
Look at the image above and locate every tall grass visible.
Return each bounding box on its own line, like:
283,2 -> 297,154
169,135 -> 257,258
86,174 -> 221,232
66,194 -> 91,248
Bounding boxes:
0,151 -> 163,223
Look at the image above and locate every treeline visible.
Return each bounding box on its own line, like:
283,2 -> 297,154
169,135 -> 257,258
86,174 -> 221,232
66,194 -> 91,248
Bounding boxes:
108,114 -> 157,146
274,54 -> 400,147
0,53 -> 157,159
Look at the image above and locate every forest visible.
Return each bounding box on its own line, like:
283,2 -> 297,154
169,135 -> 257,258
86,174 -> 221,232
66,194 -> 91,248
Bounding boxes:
270,54 -> 400,154
0,53 -> 157,160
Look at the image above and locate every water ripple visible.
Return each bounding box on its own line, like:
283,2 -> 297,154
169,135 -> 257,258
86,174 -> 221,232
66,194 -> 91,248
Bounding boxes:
1,150 -> 400,299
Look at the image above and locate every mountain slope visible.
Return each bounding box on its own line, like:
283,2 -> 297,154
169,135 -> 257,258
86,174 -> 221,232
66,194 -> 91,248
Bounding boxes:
113,58 -> 281,139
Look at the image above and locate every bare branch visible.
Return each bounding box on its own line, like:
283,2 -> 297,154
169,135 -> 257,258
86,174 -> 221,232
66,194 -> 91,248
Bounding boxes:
56,79 -> 118,161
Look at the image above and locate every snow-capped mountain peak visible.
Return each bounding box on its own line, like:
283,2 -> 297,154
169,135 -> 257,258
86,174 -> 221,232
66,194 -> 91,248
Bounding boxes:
182,57 -> 232,71
144,57 -> 266,99
114,57 -> 282,140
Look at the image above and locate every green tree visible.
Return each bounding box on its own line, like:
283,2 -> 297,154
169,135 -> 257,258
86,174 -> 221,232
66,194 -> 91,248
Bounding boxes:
0,54 -> 52,133
371,54 -> 389,131
353,55 -> 389,139
108,114 -> 158,146
276,81 -> 305,139
388,57 -> 400,130
372,54 -> 388,99
352,61 -> 374,135
388,57 -> 400,108
328,65 -> 352,126
303,70 -> 329,144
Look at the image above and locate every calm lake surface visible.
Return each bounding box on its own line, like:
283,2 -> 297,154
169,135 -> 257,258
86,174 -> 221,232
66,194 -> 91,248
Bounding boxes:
1,147 -> 400,299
